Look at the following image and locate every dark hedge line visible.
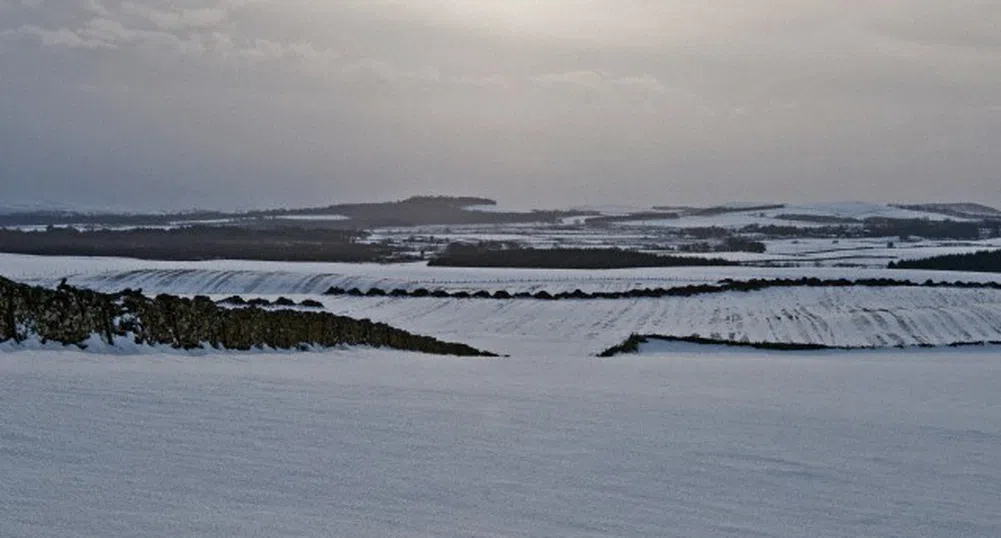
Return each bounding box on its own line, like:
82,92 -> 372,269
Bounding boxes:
0,276 -> 494,356
0,226 -> 395,263
325,277 -> 1001,301
889,249 -> 1001,273
597,334 -> 1001,357
428,246 -> 739,269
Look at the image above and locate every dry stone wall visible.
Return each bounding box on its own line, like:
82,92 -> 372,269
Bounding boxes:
0,276 -> 494,356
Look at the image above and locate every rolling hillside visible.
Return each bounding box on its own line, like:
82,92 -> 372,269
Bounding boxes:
3,254 -> 1001,356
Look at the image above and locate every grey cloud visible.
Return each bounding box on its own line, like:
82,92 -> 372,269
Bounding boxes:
118,3 -> 228,31
1,0 -> 999,211
532,71 -> 667,94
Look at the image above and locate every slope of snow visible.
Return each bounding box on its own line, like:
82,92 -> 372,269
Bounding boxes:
899,203 -> 1001,218
758,238 -> 1001,267
317,287 -> 1001,355
268,214 -> 350,222
621,212 -> 829,229
4,254 -> 1001,355
3,349 -> 1000,538
4,254 -> 1001,297
773,202 -> 963,221
620,202 -> 976,229
569,204 -> 655,216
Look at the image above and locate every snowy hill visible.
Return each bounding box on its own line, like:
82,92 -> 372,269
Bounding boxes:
617,201 -> 984,229
3,254 -> 1001,356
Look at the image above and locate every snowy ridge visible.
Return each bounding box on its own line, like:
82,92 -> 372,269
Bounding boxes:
3,253 -> 1000,297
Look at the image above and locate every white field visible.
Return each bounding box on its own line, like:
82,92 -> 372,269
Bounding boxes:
316,287 -> 1001,355
5,253 -> 1001,296
4,254 -> 1001,355
270,214 -> 350,221
4,251 -> 1001,536
2,348 -> 1000,537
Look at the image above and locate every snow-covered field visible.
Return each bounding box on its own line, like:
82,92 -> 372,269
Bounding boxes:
317,287 -> 1001,355
4,250 -> 1001,536
4,253 -> 1001,355
5,253 -> 1001,297
2,348 -> 1000,537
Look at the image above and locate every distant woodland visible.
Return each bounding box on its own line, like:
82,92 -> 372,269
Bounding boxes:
429,244 -> 738,269
0,227 -> 396,262
889,250 -> 1001,273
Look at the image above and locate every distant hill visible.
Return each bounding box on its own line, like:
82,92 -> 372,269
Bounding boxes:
281,196 -> 581,227
3,198 -> 999,231
0,196 -> 586,229
892,203 -> 1001,220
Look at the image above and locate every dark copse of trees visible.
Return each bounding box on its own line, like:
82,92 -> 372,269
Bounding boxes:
0,226 -> 397,262
0,276 -> 495,356
692,204 -> 787,217
428,244 -> 739,269
864,218 -> 981,240
889,249 -> 1001,273
584,212 -> 679,226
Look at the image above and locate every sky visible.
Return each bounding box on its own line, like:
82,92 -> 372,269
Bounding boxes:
1,0 -> 999,212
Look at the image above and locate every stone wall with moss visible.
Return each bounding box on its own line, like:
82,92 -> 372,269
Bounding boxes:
0,276 -> 493,356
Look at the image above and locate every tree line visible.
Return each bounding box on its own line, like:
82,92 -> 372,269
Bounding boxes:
0,226 -> 397,262
889,250 -> 1001,273
428,244 -> 738,269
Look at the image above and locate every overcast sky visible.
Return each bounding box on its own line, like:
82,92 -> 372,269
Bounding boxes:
1,1 -> 999,211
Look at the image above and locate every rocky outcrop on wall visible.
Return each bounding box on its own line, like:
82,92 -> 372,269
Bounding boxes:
0,276 -> 494,356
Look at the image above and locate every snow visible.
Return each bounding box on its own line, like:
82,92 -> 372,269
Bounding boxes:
2,348 -> 1000,537
0,333 -> 351,356
773,201 -> 965,221
619,202 -> 977,229
623,212 -> 828,229
753,238 -> 1001,267
4,248 -> 1001,536
570,204 -> 655,216
317,286 -> 1001,355
4,253 -> 1001,355
271,214 -> 350,221
4,253 -> 1001,298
